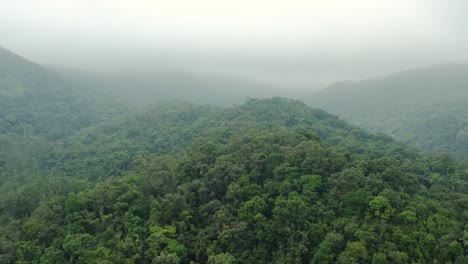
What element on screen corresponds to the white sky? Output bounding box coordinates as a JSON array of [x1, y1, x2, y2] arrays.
[[1, 0, 467, 89]]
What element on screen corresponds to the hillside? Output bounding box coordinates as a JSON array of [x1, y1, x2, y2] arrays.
[[307, 64, 468, 155], [47, 98, 404, 181], [0, 47, 125, 140], [0, 98, 466, 263]]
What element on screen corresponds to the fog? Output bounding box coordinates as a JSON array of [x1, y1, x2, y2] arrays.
[[1, 0, 468, 91]]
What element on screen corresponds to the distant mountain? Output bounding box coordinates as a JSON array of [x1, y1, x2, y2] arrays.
[[53, 66, 282, 107], [307, 64, 468, 155], [0, 47, 124, 139]]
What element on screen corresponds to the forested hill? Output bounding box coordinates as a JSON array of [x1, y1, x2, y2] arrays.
[[0, 47, 125, 140], [1, 97, 466, 263], [307, 64, 468, 155], [47, 98, 406, 181]]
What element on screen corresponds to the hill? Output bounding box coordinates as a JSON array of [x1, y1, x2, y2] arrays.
[[0, 47, 125, 140], [307, 64, 468, 155], [0, 98, 466, 263]]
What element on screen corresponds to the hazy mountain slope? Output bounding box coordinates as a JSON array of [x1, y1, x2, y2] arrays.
[[0, 47, 125, 140], [54, 66, 282, 107], [0, 47, 128, 213], [0, 98, 466, 263], [307, 64, 468, 155]]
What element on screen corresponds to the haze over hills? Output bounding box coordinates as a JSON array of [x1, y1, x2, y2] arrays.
[[307, 64, 468, 155], [2, 45, 281, 118], [53, 66, 284, 107], [3, 45, 468, 157]]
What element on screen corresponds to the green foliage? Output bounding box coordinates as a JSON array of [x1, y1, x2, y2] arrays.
[[207, 253, 236, 264], [369, 196, 396, 219]]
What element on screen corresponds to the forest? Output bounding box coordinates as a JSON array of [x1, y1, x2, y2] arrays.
[[0, 48, 467, 264]]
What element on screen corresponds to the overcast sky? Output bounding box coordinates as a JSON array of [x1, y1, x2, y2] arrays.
[[1, 0, 467, 90]]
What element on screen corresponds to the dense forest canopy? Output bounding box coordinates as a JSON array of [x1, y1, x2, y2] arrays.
[[0, 47, 467, 263]]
